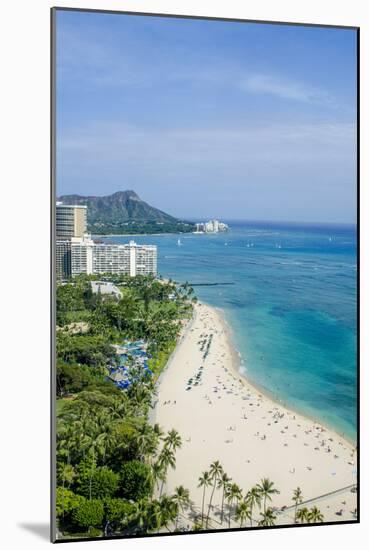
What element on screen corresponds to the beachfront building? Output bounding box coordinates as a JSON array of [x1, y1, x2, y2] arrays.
[[56, 236, 157, 280], [195, 219, 229, 233], [56, 203, 157, 280], [70, 235, 94, 276], [92, 241, 157, 277], [56, 203, 87, 239], [56, 240, 71, 280]]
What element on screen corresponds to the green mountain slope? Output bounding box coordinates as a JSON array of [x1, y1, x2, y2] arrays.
[[58, 190, 195, 235]]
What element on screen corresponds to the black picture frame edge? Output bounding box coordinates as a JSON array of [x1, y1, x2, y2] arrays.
[[50, 6, 360, 543], [51, 5, 57, 544]]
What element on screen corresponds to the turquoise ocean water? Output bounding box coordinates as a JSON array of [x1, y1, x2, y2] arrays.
[[104, 222, 357, 441]]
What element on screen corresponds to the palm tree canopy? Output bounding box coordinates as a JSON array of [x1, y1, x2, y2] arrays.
[[235, 500, 252, 524], [259, 507, 277, 526], [173, 485, 190, 507], [163, 429, 182, 451], [226, 482, 242, 502], [296, 506, 310, 523], [308, 506, 324, 523], [257, 478, 280, 502], [198, 471, 212, 488], [292, 486, 303, 504], [246, 486, 262, 507], [209, 460, 223, 480]]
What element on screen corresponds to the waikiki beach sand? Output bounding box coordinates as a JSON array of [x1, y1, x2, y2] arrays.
[[151, 303, 357, 528]]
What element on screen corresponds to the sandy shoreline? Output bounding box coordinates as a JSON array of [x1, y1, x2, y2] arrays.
[[151, 302, 357, 528], [217, 306, 356, 447]]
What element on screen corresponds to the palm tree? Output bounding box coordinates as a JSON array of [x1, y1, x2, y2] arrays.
[[136, 423, 157, 462], [308, 506, 324, 523], [159, 495, 178, 532], [146, 499, 162, 532], [258, 507, 276, 527], [134, 498, 149, 532], [296, 507, 310, 524], [292, 487, 303, 523], [235, 499, 252, 527], [206, 460, 223, 528], [158, 446, 176, 496], [245, 486, 262, 526], [217, 472, 231, 524], [226, 483, 242, 528], [152, 461, 165, 493], [58, 462, 76, 490], [172, 485, 191, 529], [256, 478, 280, 514], [163, 429, 182, 453], [198, 471, 212, 525]]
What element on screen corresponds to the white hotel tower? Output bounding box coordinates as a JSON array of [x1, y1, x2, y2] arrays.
[[56, 203, 157, 280]]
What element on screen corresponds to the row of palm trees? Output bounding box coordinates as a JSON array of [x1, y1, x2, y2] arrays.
[[198, 462, 280, 529], [292, 487, 324, 523], [195, 462, 324, 530], [150, 428, 183, 497]]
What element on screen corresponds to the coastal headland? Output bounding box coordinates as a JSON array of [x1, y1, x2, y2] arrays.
[[151, 302, 357, 528]]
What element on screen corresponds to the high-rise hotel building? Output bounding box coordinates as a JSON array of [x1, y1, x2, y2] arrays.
[[56, 203, 87, 239], [56, 203, 157, 280]]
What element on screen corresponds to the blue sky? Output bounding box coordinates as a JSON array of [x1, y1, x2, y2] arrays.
[[56, 10, 357, 223]]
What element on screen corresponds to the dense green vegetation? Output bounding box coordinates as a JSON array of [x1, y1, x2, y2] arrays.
[[91, 220, 195, 235], [56, 274, 195, 538], [55, 274, 324, 539]]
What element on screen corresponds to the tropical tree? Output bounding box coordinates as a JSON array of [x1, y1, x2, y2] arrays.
[[151, 461, 165, 493], [226, 483, 242, 528], [133, 498, 149, 532], [258, 507, 277, 527], [296, 507, 310, 524], [206, 460, 223, 528], [198, 471, 212, 525], [172, 485, 191, 529], [136, 423, 158, 462], [159, 495, 178, 532], [308, 506, 324, 523], [57, 463, 76, 492], [163, 429, 182, 453], [217, 471, 231, 525], [104, 498, 135, 534], [72, 499, 104, 534], [119, 460, 153, 501], [158, 446, 176, 496], [292, 487, 303, 523], [245, 486, 262, 526], [235, 499, 252, 527], [145, 499, 163, 532], [256, 478, 280, 514]]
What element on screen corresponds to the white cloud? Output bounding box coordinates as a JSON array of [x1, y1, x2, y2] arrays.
[[241, 74, 337, 106], [59, 120, 355, 164]]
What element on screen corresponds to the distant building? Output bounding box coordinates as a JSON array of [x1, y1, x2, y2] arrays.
[[195, 219, 229, 233], [56, 203, 157, 280], [92, 241, 157, 277], [56, 240, 71, 280], [91, 281, 122, 298], [70, 235, 94, 276], [56, 203, 87, 239], [56, 236, 157, 280]]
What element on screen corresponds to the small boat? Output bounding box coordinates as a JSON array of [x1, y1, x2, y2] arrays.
[[177, 238, 182, 246]]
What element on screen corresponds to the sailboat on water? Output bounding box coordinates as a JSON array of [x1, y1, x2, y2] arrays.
[[177, 238, 182, 246]]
